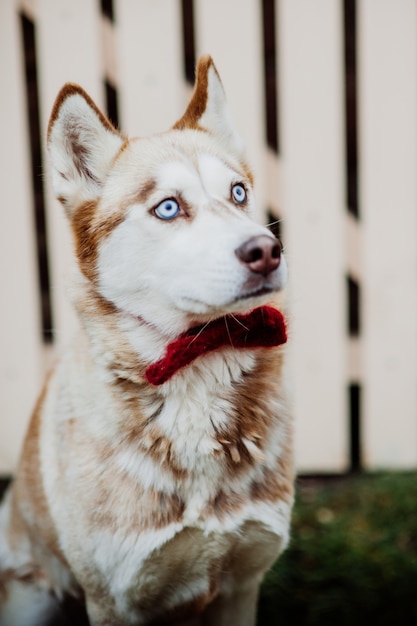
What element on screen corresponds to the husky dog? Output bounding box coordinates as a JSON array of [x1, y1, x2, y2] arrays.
[[0, 56, 294, 626]]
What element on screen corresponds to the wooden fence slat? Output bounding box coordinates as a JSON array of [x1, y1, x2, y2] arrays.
[[279, 0, 348, 472], [2, 0, 417, 474], [359, 0, 417, 468], [117, 0, 184, 138], [195, 0, 267, 220], [36, 0, 104, 349], [0, 0, 44, 472]]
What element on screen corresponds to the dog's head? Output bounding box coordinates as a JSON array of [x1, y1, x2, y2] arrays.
[[48, 56, 287, 335]]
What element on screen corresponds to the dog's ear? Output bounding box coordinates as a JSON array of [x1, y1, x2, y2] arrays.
[[174, 55, 245, 158], [47, 84, 124, 213]]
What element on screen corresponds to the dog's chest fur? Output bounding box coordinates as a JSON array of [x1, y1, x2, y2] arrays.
[[36, 333, 292, 619]]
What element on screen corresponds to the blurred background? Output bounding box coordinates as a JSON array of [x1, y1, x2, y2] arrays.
[[1, 0, 417, 479], [1, 2, 417, 623]]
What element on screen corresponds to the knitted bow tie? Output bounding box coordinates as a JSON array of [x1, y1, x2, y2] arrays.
[[145, 305, 287, 386]]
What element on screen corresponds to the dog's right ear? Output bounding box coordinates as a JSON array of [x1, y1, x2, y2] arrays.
[[47, 84, 124, 213], [174, 55, 245, 160]]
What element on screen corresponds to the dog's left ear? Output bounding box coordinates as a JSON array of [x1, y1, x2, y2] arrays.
[[174, 55, 245, 159]]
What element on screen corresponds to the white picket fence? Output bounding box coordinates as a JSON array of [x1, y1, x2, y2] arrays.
[[1, 0, 416, 475]]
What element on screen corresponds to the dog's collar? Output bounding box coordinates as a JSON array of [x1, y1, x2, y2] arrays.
[[144, 305, 287, 386]]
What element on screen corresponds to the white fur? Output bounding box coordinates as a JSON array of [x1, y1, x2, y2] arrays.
[[0, 58, 293, 626]]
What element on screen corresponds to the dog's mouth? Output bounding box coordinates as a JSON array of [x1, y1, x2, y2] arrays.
[[178, 284, 277, 319], [171, 258, 287, 321], [176, 279, 283, 321], [237, 284, 276, 301]]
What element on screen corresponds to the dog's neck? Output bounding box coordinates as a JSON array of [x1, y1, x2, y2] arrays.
[[71, 285, 289, 480], [75, 284, 287, 388]]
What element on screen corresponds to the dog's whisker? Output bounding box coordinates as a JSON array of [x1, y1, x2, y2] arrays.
[[185, 321, 212, 348], [229, 313, 250, 332], [224, 317, 234, 348], [265, 219, 282, 228]]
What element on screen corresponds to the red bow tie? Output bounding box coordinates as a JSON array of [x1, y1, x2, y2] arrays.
[[145, 305, 287, 386]]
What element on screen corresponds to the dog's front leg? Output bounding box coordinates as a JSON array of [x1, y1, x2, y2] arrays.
[[85, 597, 120, 626], [0, 575, 62, 626], [201, 579, 260, 626]]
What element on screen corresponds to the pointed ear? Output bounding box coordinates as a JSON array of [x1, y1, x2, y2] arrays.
[[47, 84, 124, 212], [174, 55, 245, 159]]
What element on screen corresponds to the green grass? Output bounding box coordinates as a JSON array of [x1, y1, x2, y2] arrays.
[[258, 473, 417, 625]]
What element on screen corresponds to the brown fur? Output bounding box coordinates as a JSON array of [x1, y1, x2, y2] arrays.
[[173, 55, 213, 131], [250, 453, 293, 505], [215, 352, 285, 468], [47, 83, 120, 140], [71, 201, 126, 282], [0, 56, 293, 626], [10, 384, 66, 566], [132, 179, 157, 205], [89, 483, 185, 533]]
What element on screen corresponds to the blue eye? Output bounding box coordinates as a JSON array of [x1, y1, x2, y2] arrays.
[[232, 183, 247, 204], [154, 198, 180, 220]]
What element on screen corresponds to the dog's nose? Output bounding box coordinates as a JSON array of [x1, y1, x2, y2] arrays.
[[235, 235, 281, 276]]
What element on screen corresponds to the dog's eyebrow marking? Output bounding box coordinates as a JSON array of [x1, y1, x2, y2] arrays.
[[133, 179, 157, 205]]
